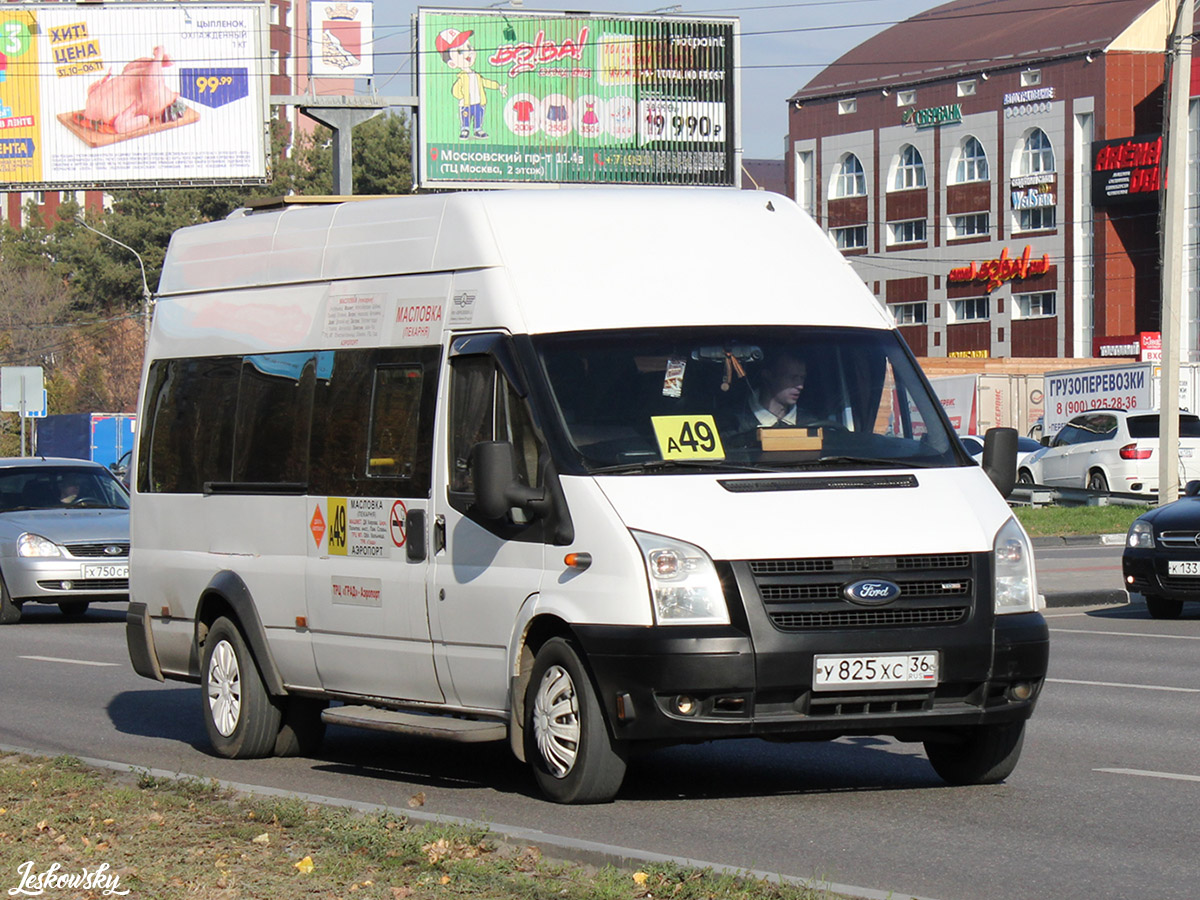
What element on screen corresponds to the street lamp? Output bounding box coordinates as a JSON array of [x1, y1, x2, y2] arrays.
[[75, 216, 153, 342]]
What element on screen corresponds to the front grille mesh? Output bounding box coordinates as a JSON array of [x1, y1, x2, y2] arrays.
[[740, 552, 977, 632], [66, 542, 129, 559], [769, 607, 965, 630]]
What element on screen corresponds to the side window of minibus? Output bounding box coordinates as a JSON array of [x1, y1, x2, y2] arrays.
[[448, 355, 542, 513]]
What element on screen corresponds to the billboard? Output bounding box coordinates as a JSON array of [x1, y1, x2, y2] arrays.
[[415, 8, 739, 188], [310, 0, 373, 78], [1092, 133, 1161, 207], [0, 3, 269, 190]]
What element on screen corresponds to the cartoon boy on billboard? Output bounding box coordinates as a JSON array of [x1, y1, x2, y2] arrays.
[[436, 28, 507, 139]]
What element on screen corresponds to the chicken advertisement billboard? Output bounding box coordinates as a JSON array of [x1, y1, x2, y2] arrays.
[[415, 8, 739, 187], [0, 3, 268, 190]]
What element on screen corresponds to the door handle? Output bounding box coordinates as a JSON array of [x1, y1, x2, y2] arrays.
[[434, 515, 446, 554]]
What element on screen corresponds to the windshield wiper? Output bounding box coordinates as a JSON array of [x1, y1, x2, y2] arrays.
[[787, 455, 937, 470], [588, 459, 779, 475]]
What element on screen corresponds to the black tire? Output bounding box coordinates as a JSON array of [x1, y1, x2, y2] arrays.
[[201, 616, 282, 759], [1017, 469, 1034, 485], [524, 637, 626, 804], [1087, 470, 1109, 493], [1145, 595, 1184, 620], [57, 601, 90, 618], [274, 697, 327, 757], [924, 720, 1026, 786], [0, 577, 20, 625]]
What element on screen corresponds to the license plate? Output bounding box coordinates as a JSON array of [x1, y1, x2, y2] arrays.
[[1168, 560, 1200, 576], [82, 564, 128, 579], [1181, 448, 1194, 459], [813, 652, 938, 691]]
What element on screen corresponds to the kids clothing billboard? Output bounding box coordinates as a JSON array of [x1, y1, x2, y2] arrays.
[[416, 9, 739, 187], [0, 3, 268, 190]]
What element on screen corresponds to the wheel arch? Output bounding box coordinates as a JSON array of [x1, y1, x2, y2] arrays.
[[508, 611, 581, 763], [193, 571, 286, 697]]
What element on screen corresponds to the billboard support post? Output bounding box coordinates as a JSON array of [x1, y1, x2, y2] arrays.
[[270, 95, 417, 195]]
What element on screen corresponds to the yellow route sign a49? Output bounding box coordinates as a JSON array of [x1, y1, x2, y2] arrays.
[[651, 415, 725, 460]]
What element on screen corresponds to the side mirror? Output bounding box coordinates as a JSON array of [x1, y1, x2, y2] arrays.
[[1185, 480, 1200, 497], [982, 427, 1017, 499], [470, 441, 544, 520], [1040, 435, 1051, 446]]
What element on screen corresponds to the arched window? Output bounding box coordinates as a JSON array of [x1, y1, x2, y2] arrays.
[[955, 136, 989, 183], [893, 145, 926, 190], [832, 153, 866, 198], [1020, 129, 1055, 175]]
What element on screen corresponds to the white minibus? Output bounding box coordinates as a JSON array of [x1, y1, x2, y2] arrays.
[[127, 188, 1047, 803]]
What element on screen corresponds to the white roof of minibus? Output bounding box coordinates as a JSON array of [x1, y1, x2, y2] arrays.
[[157, 188, 892, 333]]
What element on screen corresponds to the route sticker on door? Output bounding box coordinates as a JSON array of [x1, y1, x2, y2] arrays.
[[327, 497, 390, 558]]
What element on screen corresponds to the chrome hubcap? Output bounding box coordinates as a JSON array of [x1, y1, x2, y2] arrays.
[[207, 639, 241, 737], [533, 664, 580, 778]]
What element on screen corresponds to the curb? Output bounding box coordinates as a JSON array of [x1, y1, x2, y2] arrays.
[[1044, 589, 1128, 608], [1033, 533, 1126, 548]]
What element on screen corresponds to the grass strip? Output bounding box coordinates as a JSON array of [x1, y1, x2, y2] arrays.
[[0, 754, 849, 900], [1014, 504, 1143, 537]]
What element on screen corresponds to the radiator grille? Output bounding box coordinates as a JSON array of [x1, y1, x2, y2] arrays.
[[739, 552, 979, 632], [65, 542, 129, 559]]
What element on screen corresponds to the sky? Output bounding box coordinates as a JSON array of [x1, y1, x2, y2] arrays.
[[357, 0, 938, 159]]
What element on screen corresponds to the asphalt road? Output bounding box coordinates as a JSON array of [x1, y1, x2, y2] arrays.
[[2, 545, 1198, 900]]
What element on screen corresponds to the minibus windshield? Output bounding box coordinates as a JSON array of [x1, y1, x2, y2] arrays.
[[534, 326, 961, 474]]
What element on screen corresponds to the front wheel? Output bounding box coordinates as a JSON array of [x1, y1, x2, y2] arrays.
[[201, 617, 282, 758], [1145, 595, 1184, 620], [0, 577, 20, 625], [924, 721, 1026, 785], [524, 637, 626, 804]]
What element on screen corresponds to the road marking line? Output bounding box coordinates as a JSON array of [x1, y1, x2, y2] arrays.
[[19, 655, 118, 667], [1049, 627, 1200, 640], [1096, 768, 1200, 783], [1049, 677, 1200, 693]]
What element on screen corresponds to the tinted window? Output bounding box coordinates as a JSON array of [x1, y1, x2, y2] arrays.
[[233, 353, 316, 484], [139, 357, 238, 493], [0, 466, 128, 512], [1127, 414, 1200, 438], [141, 347, 440, 497]]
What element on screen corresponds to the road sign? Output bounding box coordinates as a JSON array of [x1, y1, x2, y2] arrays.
[[1, 367, 45, 413]]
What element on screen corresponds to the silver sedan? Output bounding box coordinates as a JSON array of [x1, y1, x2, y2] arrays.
[[0, 458, 129, 623]]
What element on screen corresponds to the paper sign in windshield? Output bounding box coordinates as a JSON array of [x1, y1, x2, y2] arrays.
[[652, 415, 725, 460]]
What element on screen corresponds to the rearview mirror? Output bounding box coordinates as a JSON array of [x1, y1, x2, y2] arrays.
[[470, 441, 545, 520], [982, 427, 1017, 499]]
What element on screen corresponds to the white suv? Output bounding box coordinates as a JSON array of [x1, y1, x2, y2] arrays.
[[1020, 409, 1200, 494]]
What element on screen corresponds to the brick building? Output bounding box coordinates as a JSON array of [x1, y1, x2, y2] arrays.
[[786, 0, 1191, 361]]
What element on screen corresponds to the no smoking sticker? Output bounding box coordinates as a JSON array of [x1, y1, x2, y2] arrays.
[[390, 500, 407, 547]]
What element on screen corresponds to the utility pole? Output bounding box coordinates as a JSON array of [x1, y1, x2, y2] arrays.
[[1158, 0, 1193, 505]]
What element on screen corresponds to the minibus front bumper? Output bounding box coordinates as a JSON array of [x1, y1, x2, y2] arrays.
[[574, 612, 1048, 743]]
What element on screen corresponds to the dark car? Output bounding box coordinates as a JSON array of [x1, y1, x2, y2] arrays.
[[1122, 481, 1200, 618]]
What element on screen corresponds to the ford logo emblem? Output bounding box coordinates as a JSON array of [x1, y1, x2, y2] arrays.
[[844, 579, 901, 606]]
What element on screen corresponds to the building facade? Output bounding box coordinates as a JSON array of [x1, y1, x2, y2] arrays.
[[786, 0, 1195, 362]]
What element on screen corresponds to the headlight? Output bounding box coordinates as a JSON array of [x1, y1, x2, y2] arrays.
[[17, 533, 62, 558], [994, 517, 1038, 614], [1127, 520, 1154, 549], [632, 530, 729, 626]]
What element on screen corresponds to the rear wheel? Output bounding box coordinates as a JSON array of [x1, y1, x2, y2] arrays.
[[924, 721, 1026, 785], [1017, 469, 1034, 485], [1087, 470, 1110, 493], [0, 577, 20, 625], [57, 601, 89, 618], [1145, 595, 1184, 620], [524, 637, 626, 804], [201, 617, 282, 758]]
